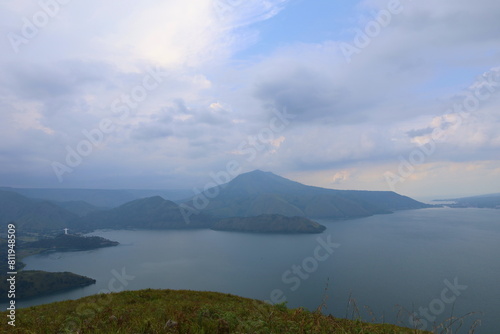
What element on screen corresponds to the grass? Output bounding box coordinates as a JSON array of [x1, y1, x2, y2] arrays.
[[1, 289, 432, 333]]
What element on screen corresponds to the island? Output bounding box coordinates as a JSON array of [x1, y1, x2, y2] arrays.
[[211, 214, 327, 234], [0, 233, 118, 301], [0, 271, 96, 301], [25, 233, 119, 251]]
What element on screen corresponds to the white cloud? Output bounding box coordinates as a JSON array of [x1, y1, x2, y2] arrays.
[[0, 0, 498, 197]]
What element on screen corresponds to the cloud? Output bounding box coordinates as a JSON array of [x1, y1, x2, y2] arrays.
[[0, 0, 498, 197], [331, 170, 351, 184]]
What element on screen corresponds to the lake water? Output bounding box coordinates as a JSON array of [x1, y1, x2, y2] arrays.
[[8, 208, 500, 333]]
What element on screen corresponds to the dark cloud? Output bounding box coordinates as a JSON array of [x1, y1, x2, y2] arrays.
[[406, 127, 433, 138], [253, 66, 350, 123], [1, 60, 116, 101], [131, 125, 173, 141]]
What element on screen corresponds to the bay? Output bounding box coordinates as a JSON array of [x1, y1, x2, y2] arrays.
[[7, 208, 500, 333]]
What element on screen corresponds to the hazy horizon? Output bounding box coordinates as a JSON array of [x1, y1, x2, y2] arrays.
[[2, 168, 497, 203]]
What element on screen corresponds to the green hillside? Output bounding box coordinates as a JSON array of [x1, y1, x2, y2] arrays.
[[0, 187, 192, 208], [0, 270, 96, 301], [0, 289, 430, 333], [52, 200, 106, 217], [0, 234, 117, 300], [25, 233, 119, 251], [185, 170, 430, 219], [0, 190, 76, 232], [76, 196, 212, 230]]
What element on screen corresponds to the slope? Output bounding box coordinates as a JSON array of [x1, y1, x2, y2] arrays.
[[185, 170, 429, 219], [76, 196, 211, 230], [0, 190, 77, 231]]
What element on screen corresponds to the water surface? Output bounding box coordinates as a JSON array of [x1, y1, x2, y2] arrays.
[[9, 208, 500, 332]]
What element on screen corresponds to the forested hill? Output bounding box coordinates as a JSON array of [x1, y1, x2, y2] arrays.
[[184, 170, 430, 219]]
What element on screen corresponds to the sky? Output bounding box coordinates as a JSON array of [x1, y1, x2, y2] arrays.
[[0, 0, 499, 200]]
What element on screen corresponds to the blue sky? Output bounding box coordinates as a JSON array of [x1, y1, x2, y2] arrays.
[[0, 0, 499, 199], [235, 0, 356, 58]]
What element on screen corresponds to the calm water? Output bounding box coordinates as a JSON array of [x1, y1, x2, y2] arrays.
[[8, 208, 500, 332]]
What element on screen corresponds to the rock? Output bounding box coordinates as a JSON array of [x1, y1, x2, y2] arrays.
[[164, 319, 178, 328]]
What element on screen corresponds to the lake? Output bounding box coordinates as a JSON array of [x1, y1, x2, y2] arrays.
[[9, 208, 500, 333]]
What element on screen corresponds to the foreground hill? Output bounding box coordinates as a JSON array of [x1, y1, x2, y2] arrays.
[[0, 289, 430, 333], [75, 196, 212, 230], [212, 214, 326, 233], [184, 170, 429, 219], [0, 190, 76, 232]]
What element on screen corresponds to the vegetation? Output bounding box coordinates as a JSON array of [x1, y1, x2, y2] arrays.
[[0, 233, 117, 301], [52, 200, 105, 217], [1, 171, 432, 235], [212, 214, 327, 233], [0, 289, 431, 333], [76, 196, 212, 231], [0, 270, 96, 301], [0, 190, 76, 232], [186, 170, 431, 219], [25, 233, 119, 251]]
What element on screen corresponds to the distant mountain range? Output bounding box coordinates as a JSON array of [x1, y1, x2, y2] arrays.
[[75, 196, 211, 230], [0, 190, 77, 232], [0, 187, 191, 208], [1, 170, 432, 233], [183, 170, 430, 219], [435, 193, 500, 209]]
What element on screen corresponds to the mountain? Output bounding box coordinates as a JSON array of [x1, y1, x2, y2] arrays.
[[212, 214, 326, 234], [435, 193, 500, 209], [184, 170, 429, 219], [0, 187, 192, 208], [51, 200, 105, 217], [76, 196, 212, 230], [0, 190, 77, 232]]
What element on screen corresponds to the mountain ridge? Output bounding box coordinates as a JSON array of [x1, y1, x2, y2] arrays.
[[185, 170, 429, 219], [75, 196, 211, 230], [0, 190, 77, 231]]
